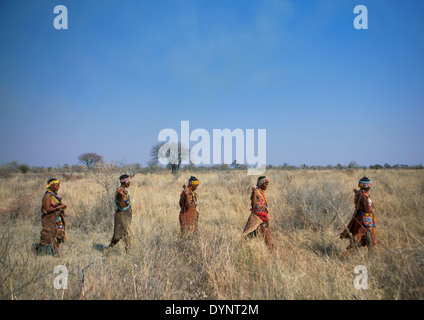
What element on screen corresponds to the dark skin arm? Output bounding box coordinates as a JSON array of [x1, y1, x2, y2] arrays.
[[43, 195, 66, 214], [353, 189, 371, 211], [45, 184, 66, 213], [185, 191, 191, 208], [181, 185, 197, 209], [250, 188, 257, 208], [179, 191, 186, 209], [116, 189, 126, 209], [189, 185, 198, 207], [116, 182, 130, 209], [251, 188, 266, 211], [360, 192, 372, 213], [185, 190, 195, 208]]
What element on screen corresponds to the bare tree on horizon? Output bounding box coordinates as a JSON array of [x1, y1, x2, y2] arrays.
[[78, 153, 103, 170], [150, 142, 190, 175]]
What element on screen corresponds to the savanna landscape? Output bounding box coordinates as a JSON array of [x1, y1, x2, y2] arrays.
[[1, 168, 423, 300]]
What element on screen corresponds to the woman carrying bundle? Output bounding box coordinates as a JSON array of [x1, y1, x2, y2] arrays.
[[105, 174, 132, 254], [179, 176, 200, 234], [242, 176, 274, 252], [34, 178, 67, 256], [340, 176, 377, 257]]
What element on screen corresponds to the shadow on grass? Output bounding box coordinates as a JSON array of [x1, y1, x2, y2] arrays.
[[93, 243, 107, 252], [309, 240, 340, 258], [32, 242, 54, 256]]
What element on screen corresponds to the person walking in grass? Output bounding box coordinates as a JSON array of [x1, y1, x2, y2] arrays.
[[179, 176, 200, 234], [340, 176, 377, 257], [104, 174, 132, 254], [34, 178, 67, 257], [242, 176, 274, 252]]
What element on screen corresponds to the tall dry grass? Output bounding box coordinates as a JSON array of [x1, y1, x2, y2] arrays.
[[0, 169, 423, 300]]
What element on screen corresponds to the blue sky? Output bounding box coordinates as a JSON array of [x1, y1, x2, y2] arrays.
[[0, 0, 423, 167]]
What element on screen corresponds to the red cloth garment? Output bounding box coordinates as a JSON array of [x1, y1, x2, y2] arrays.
[[340, 189, 377, 248], [179, 186, 199, 234]]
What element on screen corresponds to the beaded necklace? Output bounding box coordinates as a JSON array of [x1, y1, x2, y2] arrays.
[[46, 191, 61, 206], [187, 186, 197, 205], [257, 187, 267, 207], [115, 187, 131, 211]]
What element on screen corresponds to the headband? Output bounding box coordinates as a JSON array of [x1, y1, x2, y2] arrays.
[[257, 177, 269, 187], [189, 180, 199, 186], [47, 180, 59, 189], [120, 177, 131, 184]]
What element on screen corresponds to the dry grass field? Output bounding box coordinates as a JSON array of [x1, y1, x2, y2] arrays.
[[0, 169, 423, 300]]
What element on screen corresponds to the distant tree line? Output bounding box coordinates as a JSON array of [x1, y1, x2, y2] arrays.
[[1, 157, 423, 179], [1, 150, 423, 178]]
